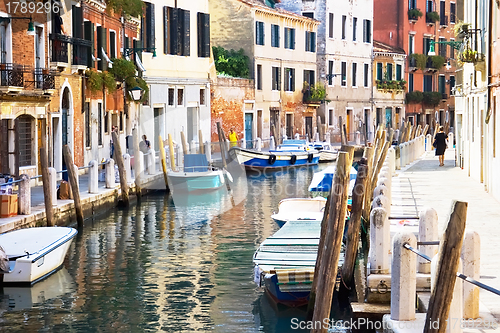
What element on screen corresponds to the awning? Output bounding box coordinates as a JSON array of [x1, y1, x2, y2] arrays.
[[101, 47, 113, 68], [135, 53, 146, 72]]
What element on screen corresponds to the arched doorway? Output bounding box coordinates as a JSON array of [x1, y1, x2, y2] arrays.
[[61, 87, 70, 179]]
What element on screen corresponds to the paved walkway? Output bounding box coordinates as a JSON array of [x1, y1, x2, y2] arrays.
[[395, 148, 500, 321]]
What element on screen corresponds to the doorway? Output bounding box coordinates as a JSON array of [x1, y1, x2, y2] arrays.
[[285, 113, 293, 139], [154, 108, 162, 151], [305, 117, 313, 141], [270, 108, 279, 138], [385, 107, 392, 129], [245, 113, 253, 148], [187, 107, 199, 146], [346, 109, 352, 141], [61, 88, 70, 179]]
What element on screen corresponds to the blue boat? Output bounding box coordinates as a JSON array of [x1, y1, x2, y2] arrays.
[[229, 146, 319, 170], [308, 165, 358, 194], [167, 154, 226, 192]]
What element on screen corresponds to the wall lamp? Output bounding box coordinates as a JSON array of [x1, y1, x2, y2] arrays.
[[427, 39, 463, 56], [0, 16, 35, 36], [123, 47, 156, 58]]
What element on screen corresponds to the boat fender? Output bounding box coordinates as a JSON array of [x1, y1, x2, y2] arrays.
[[307, 153, 314, 163], [290, 155, 297, 165], [268, 154, 277, 165]]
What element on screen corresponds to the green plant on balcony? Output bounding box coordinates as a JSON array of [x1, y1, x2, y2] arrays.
[[409, 53, 428, 71], [454, 21, 470, 39], [213, 46, 250, 78], [459, 48, 478, 63], [398, 80, 407, 90], [408, 8, 423, 20], [426, 11, 440, 23], [429, 55, 446, 70], [422, 91, 442, 106], [86, 68, 103, 93], [303, 82, 327, 103], [405, 90, 423, 104], [102, 71, 117, 93], [105, 0, 143, 18], [109, 58, 137, 82]]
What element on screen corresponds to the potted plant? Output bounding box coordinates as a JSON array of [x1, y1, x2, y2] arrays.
[[408, 8, 423, 21], [459, 48, 477, 63], [426, 11, 440, 24], [85, 69, 103, 93], [454, 21, 470, 39]]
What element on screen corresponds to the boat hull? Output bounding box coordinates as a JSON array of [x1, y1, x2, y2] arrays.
[[0, 227, 77, 284], [263, 273, 310, 307], [318, 150, 338, 162], [229, 147, 319, 170], [271, 197, 327, 227], [167, 170, 224, 192]]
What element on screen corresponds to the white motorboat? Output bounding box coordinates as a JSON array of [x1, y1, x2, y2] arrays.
[[270, 197, 327, 226], [167, 154, 226, 192], [310, 141, 338, 162], [0, 227, 77, 284]]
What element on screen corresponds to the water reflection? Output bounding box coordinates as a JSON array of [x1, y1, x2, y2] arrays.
[[0, 164, 338, 332]]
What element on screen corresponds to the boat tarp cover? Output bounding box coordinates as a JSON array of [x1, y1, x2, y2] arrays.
[[184, 154, 209, 172]]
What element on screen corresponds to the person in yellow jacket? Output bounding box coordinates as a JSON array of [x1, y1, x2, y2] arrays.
[[228, 128, 238, 147]]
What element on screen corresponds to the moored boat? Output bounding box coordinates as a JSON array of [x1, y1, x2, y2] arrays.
[[0, 227, 77, 285], [167, 154, 226, 192], [229, 147, 319, 170], [310, 141, 338, 162], [271, 197, 327, 226]]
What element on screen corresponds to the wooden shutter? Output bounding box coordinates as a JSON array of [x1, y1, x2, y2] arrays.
[[183, 9, 190, 56], [311, 32, 316, 52], [164, 7, 169, 54], [203, 14, 210, 57], [291, 28, 295, 49], [72, 5, 83, 39], [134, 39, 142, 61], [84, 21, 94, 68], [363, 20, 366, 42], [291, 69, 295, 91], [109, 31, 116, 59], [0, 120, 8, 174], [170, 7, 179, 55], [146, 2, 155, 50]]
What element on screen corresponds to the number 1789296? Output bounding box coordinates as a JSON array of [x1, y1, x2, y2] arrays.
[[5, 1, 60, 15]]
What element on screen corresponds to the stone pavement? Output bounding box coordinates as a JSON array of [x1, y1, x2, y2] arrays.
[[395, 148, 500, 322]]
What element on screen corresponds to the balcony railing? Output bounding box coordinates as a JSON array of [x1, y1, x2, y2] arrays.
[[441, 93, 448, 100], [72, 38, 92, 67], [33, 68, 56, 90], [440, 15, 448, 27], [0, 63, 25, 87], [425, 58, 439, 71], [50, 33, 70, 63], [409, 57, 417, 70]]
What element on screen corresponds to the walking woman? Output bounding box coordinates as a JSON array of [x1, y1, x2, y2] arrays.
[[433, 126, 448, 166]]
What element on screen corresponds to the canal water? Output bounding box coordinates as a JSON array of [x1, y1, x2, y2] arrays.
[[0, 163, 352, 332]]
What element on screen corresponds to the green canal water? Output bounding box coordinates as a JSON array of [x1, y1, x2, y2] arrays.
[[0, 164, 353, 332]]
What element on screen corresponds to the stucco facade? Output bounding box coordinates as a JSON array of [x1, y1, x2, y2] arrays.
[[211, 0, 319, 145], [278, 0, 373, 143]]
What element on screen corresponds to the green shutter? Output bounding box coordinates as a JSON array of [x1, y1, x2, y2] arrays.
[[164, 7, 169, 55], [183, 9, 190, 56], [84, 21, 94, 68]]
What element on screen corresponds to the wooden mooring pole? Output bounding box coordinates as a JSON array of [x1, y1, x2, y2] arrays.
[[216, 122, 228, 168], [158, 135, 169, 191], [168, 134, 176, 171], [112, 131, 129, 207], [199, 130, 205, 154], [62, 145, 84, 228], [132, 128, 142, 198], [310, 151, 353, 333], [181, 131, 188, 156], [424, 201, 468, 333], [39, 146, 54, 226]]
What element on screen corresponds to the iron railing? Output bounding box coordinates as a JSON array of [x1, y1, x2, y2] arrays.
[[50, 33, 70, 63], [72, 38, 92, 67], [0, 63, 24, 87], [33, 68, 56, 90]]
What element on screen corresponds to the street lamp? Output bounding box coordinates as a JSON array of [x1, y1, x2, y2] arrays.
[[128, 86, 144, 101], [0, 17, 35, 36], [427, 39, 464, 56], [123, 47, 157, 58]]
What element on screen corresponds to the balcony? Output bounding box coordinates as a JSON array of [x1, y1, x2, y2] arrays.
[[32, 68, 56, 94], [72, 38, 92, 73], [440, 15, 448, 27], [376, 80, 406, 91], [426, 11, 440, 25], [409, 57, 418, 71], [0, 63, 25, 93], [441, 93, 448, 100], [450, 12, 456, 24], [50, 33, 71, 70]]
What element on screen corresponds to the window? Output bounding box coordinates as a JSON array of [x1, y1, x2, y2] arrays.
[[329, 109, 334, 126], [284, 28, 295, 49], [450, 3, 456, 23], [303, 12, 314, 19], [409, 35, 414, 55], [449, 75, 455, 95], [98, 103, 103, 146], [304, 70, 315, 86], [426, 0, 433, 12], [352, 63, 357, 87], [197, 13, 210, 57], [439, 37, 447, 57], [449, 38, 455, 59], [376, 62, 383, 80], [341, 15, 346, 39], [409, 73, 414, 92], [409, 0, 416, 9], [328, 60, 334, 85], [423, 74, 433, 92], [177, 88, 184, 106], [200, 88, 205, 105], [144, 2, 155, 50], [109, 31, 116, 59], [364, 63, 369, 87], [83, 21, 94, 68], [271, 24, 280, 48], [284, 68, 295, 91], [341, 62, 347, 86], [18, 115, 33, 167], [423, 37, 432, 55], [168, 88, 175, 105], [363, 19, 371, 43], [329, 13, 334, 38], [353, 17, 357, 41], [119, 112, 123, 131], [387, 63, 393, 80], [165, 7, 190, 56], [96, 26, 107, 71], [104, 111, 109, 134], [396, 64, 402, 80], [272, 67, 281, 91], [438, 75, 446, 94], [85, 102, 91, 148], [256, 21, 264, 45], [257, 64, 262, 90], [305, 31, 316, 52]]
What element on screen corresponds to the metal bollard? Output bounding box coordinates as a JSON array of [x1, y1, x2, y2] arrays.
[[355, 131, 361, 145], [448, 132, 454, 149], [369, 207, 390, 274], [88, 160, 99, 194], [426, 134, 432, 152], [270, 136, 275, 150], [418, 207, 439, 273], [256, 137, 262, 152], [18, 174, 31, 215], [123, 154, 132, 184], [205, 141, 211, 163], [48, 167, 57, 204], [105, 159, 115, 188], [391, 231, 417, 321]]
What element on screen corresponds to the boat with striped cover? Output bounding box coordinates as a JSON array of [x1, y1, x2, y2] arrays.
[[270, 197, 327, 227], [253, 220, 343, 307]]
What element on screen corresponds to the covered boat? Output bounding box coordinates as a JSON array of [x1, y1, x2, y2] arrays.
[[229, 147, 319, 170], [167, 154, 225, 192], [0, 227, 77, 285], [271, 197, 327, 226]]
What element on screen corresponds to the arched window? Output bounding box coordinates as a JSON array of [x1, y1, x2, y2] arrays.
[[17, 115, 35, 167]]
